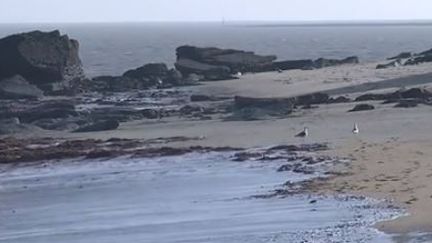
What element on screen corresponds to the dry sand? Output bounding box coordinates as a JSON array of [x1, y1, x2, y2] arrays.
[[26, 61, 432, 235]]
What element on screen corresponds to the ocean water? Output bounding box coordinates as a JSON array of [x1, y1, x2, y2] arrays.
[[1, 22, 432, 77], [0, 151, 400, 243]]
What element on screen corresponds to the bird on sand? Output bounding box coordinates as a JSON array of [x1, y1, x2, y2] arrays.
[[295, 127, 309, 138], [352, 123, 359, 134]]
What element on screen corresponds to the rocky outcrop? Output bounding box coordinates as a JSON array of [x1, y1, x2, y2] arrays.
[[404, 48, 432, 66], [349, 104, 375, 112], [123, 63, 183, 86], [272, 56, 359, 71], [73, 119, 119, 133], [388, 52, 412, 60], [0, 30, 84, 93], [89, 63, 184, 92], [355, 88, 432, 102], [175, 58, 232, 81], [272, 60, 315, 71], [175, 45, 276, 80], [0, 75, 43, 99], [295, 93, 329, 106], [376, 59, 403, 69], [313, 56, 359, 68]]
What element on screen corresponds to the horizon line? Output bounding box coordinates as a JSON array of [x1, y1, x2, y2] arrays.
[[1, 19, 432, 25]]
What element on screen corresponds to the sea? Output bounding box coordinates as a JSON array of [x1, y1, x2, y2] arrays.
[[1, 22, 432, 77]]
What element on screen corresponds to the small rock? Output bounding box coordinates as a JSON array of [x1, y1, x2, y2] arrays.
[[349, 104, 375, 112]]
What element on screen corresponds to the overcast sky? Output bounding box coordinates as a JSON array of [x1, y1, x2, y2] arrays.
[[1, 0, 432, 23]]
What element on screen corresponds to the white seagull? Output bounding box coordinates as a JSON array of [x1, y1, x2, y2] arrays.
[[295, 127, 309, 138], [352, 123, 359, 134]]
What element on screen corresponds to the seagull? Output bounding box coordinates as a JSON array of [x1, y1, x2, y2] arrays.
[[295, 127, 309, 138], [352, 123, 359, 134]]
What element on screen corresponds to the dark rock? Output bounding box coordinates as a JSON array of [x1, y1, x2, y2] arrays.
[[190, 94, 229, 102], [355, 93, 390, 102], [313, 56, 359, 68], [31, 117, 85, 131], [123, 63, 169, 79], [175, 58, 233, 81], [277, 164, 294, 172], [0, 30, 84, 93], [179, 105, 204, 116], [328, 96, 351, 103], [394, 99, 420, 108], [18, 100, 77, 123], [175, 45, 276, 78], [295, 93, 329, 106], [0, 75, 43, 99], [399, 87, 432, 99], [230, 96, 295, 121], [123, 63, 183, 87], [349, 104, 375, 112], [73, 119, 119, 133], [388, 52, 412, 60], [90, 75, 142, 92], [234, 96, 295, 110], [272, 59, 315, 71], [376, 59, 403, 69]]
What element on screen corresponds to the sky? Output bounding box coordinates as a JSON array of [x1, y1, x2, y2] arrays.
[[1, 0, 432, 23]]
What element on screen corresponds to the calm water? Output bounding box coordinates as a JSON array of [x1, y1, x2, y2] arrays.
[[0, 22, 432, 77], [0, 152, 398, 242]]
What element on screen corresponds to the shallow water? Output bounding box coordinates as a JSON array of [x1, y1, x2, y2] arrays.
[[0, 151, 400, 242]]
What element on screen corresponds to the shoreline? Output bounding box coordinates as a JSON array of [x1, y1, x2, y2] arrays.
[[4, 59, 432, 239]]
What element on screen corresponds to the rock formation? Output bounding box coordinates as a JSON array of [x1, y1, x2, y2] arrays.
[[175, 45, 277, 80], [0, 30, 85, 93]]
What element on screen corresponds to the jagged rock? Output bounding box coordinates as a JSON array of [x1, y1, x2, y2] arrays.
[[314, 56, 359, 68], [0, 75, 43, 99], [73, 119, 119, 133], [388, 52, 412, 60], [123, 63, 169, 79], [272, 60, 315, 71], [175, 45, 276, 79], [376, 59, 403, 69], [349, 104, 375, 112], [0, 30, 84, 93], [123, 63, 183, 87], [175, 58, 232, 81]]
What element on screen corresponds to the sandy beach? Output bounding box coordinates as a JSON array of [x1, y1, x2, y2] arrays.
[[4, 59, 432, 240], [49, 61, 432, 236]]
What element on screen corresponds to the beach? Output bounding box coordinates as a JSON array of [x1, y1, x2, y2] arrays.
[[0, 33, 432, 242], [66, 61, 432, 235]]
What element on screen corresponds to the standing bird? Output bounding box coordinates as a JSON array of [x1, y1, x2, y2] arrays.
[[295, 127, 309, 138], [352, 123, 359, 134]]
